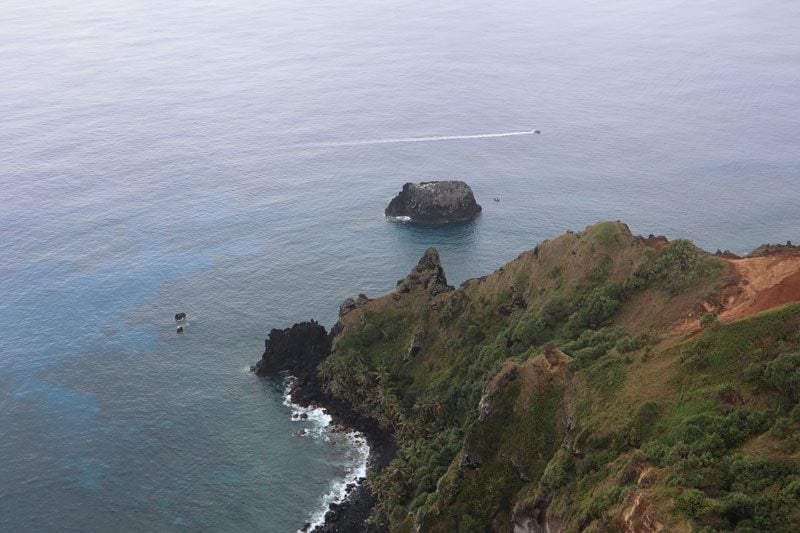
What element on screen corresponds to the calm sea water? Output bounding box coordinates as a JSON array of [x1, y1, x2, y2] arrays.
[[2, 0, 799, 530]]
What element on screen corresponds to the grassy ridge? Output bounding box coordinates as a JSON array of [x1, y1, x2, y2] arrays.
[[318, 221, 800, 530]]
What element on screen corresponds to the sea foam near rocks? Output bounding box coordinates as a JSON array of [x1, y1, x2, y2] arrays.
[[282, 379, 332, 436], [281, 379, 370, 532]]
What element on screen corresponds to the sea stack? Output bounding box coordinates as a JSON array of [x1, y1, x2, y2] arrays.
[[385, 181, 482, 224]]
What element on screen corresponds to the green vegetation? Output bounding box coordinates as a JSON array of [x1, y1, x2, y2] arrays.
[[561, 326, 626, 368], [317, 222, 800, 531], [629, 239, 725, 294], [648, 303, 800, 531], [564, 282, 623, 337], [509, 295, 571, 348], [615, 330, 661, 353], [701, 311, 720, 329], [431, 385, 564, 530]]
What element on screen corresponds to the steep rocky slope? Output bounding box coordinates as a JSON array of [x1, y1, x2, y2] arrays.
[[260, 221, 800, 531]]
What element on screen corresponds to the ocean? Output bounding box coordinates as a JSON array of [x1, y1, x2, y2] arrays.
[[1, 0, 799, 530]]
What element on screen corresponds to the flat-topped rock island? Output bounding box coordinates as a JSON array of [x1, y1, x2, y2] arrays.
[[385, 180, 482, 224]]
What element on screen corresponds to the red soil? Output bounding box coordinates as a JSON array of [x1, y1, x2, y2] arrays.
[[722, 251, 800, 323], [675, 250, 800, 333]]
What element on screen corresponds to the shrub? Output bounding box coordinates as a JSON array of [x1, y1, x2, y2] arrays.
[[634, 400, 660, 427], [677, 488, 708, 518], [616, 330, 661, 353], [510, 296, 571, 348], [769, 417, 793, 439], [744, 351, 800, 410], [765, 352, 800, 405], [700, 312, 720, 329], [565, 283, 623, 337], [722, 492, 756, 523], [716, 383, 740, 404], [632, 240, 724, 295], [465, 325, 485, 344], [641, 441, 667, 464], [618, 401, 661, 449], [539, 295, 571, 327], [562, 326, 626, 354]]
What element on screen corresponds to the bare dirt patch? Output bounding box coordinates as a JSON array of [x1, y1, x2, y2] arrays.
[[620, 492, 665, 533], [675, 250, 800, 333], [721, 251, 800, 322]]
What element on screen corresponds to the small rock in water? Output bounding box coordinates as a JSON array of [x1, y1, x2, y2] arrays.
[[300, 413, 308, 419], [174, 312, 186, 321], [176, 326, 184, 334]]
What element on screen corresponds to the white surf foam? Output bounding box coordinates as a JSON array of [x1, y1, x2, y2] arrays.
[[304, 129, 537, 148], [302, 430, 370, 532], [282, 380, 332, 437], [281, 378, 371, 532]]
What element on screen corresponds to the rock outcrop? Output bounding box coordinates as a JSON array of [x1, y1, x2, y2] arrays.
[[747, 241, 798, 258], [338, 293, 371, 319], [385, 181, 482, 224], [251, 320, 330, 379], [405, 331, 424, 361], [251, 321, 397, 532], [395, 247, 454, 296]]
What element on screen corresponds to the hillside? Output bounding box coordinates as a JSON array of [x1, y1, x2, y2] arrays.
[[260, 221, 800, 532]]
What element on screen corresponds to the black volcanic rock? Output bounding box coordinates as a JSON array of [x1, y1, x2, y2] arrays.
[[251, 321, 330, 378], [251, 321, 397, 531], [385, 181, 482, 224]]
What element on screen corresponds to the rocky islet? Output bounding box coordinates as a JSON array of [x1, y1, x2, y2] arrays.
[[384, 181, 482, 224]]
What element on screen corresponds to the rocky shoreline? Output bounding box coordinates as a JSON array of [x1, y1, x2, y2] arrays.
[[249, 249, 456, 530], [252, 321, 397, 532]]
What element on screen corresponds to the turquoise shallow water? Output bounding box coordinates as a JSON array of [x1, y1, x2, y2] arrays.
[[1, 0, 799, 530]]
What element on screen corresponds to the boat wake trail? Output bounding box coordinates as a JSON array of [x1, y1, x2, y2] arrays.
[[303, 130, 537, 148]]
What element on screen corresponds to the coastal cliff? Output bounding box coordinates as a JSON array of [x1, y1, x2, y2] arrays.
[[252, 322, 396, 532], [256, 221, 800, 531]]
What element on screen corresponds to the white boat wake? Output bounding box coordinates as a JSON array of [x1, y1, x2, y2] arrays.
[[303, 130, 538, 147]]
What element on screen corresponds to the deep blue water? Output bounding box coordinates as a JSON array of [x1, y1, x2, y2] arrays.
[[1, 0, 799, 530]]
